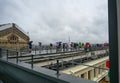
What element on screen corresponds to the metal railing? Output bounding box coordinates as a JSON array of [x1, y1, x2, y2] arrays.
[[0, 47, 109, 83], [0, 47, 109, 75]]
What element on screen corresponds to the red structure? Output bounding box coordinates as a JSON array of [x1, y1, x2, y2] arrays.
[[106, 60, 110, 68], [85, 42, 90, 47]]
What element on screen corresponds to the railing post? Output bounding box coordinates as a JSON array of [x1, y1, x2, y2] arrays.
[[6, 50, 8, 61], [0, 48, 2, 58], [31, 55, 33, 69], [16, 52, 18, 63], [56, 59, 60, 75]]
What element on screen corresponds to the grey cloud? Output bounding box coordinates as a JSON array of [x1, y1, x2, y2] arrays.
[[0, 0, 108, 44]]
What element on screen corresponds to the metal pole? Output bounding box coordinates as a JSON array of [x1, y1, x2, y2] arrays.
[[31, 55, 33, 69], [56, 59, 59, 75], [0, 48, 2, 58], [6, 50, 8, 61], [108, 0, 119, 83], [16, 52, 18, 63]]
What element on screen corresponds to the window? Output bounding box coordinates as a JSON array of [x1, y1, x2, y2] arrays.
[[8, 34, 18, 44], [81, 73, 85, 78], [88, 70, 92, 80]]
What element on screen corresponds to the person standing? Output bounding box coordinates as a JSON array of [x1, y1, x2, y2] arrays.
[[85, 42, 91, 52], [50, 43, 53, 53], [28, 41, 33, 53]]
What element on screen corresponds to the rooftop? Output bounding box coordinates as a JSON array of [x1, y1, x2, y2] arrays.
[[0, 23, 28, 36]]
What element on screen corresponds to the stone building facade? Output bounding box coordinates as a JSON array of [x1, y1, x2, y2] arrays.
[[0, 23, 29, 49]]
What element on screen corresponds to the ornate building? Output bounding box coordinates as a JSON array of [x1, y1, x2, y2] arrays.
[[0, 23, 29, 49]]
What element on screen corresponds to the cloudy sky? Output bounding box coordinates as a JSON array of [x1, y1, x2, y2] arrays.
[[0, 0, 108, 44]]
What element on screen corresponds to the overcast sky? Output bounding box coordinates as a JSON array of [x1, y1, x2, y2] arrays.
[[0, 0, 108, 44]]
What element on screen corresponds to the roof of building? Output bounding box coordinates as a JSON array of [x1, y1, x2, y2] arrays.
[[0, 23, 28, 36], [61, 56, 109, 74], [0, 23, 12, 31]]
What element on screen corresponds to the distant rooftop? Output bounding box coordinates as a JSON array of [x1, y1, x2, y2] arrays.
[[0, 23, 12, 31], [0, 23, 28, 36]]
